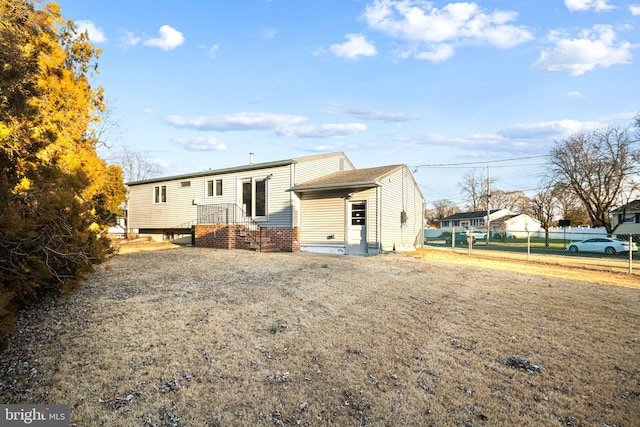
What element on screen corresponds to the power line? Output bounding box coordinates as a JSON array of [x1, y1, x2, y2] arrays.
[[411, 155, 547, 170]]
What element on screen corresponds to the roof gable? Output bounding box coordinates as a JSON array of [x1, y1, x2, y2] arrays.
[[295, 151, 355, 169], [491, 213, 540, 225]]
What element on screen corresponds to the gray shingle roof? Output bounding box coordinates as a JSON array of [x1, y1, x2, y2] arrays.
[[441, 210, 503, 221], [611, 199, 640, 213], [292, 165, 403, 191]]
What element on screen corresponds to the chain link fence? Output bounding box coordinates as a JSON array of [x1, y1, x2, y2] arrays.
[[424, 228, 639, 275]]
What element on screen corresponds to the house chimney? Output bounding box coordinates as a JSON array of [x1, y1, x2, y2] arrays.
[[249, 152, 254, 165]]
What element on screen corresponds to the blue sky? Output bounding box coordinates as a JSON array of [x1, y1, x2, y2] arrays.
[[56, 0, 639, 208]]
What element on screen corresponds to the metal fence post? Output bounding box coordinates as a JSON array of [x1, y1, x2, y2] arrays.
[[527, 231, 531, 262], [452, 227, 455, 252], [630, 234, 633, 275]]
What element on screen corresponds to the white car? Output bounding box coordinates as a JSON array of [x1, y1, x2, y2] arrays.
[[566, 237, 638, 255], [470, 231, 487, 239]]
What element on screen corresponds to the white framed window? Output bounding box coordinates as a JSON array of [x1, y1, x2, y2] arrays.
[[206, 179, 223, 197], [153, 185, 167, 203], [241, 177, 267, 218]]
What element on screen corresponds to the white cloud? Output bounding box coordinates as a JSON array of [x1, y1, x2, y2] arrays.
[[536, 25, 636, 75], [498, 119, 604, 139], [329, 106, 413, 122], [564, 0, 614, 12], [198, 43, 221, 56], [143, 25, 185, 50], [166, 112, 367, 140], [276, 123, 368, 138], [119, 30, 141, 47], [75, 20, 107, 43], [392, 132, 537, 154], [164, 112, 307, 131], [414, 44, 455, 62], [608, 111, 640, 121], [172, 136, 227, 152], [305, 142, 360, 152], [567, 91, 586, 98], [330, 34, 378, 59], [630, 4, 640, 15], [361, 0, 533, 62]]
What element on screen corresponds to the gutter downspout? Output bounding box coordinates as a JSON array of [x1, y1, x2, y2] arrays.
[[290, 163, 296, 251], [378, 185, 383, 254], [290, 162, 296, 229], [421, 199, 426, 249]]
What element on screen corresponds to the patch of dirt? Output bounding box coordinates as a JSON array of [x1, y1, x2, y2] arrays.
[[111, 238, 178, 254]]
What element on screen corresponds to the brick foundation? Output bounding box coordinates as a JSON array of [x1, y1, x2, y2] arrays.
[[194, 225, 299, 252], [262, 227, 300, 252], [194, 224, 237, 249]]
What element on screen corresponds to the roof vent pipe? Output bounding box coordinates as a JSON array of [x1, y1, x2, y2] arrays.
[[249, 152, 254, 165]]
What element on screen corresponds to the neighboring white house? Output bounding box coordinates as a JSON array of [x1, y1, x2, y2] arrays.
[[126, 152, 425, 255], [610, 199, 640, 238], [439, 209, 542, 238], [491, 213, 542, 238], [439, 209, 511, 233]]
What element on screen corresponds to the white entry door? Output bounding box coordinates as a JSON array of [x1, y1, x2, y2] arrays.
[[347, 201, 367, 254]]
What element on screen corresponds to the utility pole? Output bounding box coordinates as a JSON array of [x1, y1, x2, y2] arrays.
[[486, 164, 491, 244]]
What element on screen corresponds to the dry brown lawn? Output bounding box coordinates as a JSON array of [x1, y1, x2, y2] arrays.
[[411, 247, 640, 289], [1, 242, 639, 426]]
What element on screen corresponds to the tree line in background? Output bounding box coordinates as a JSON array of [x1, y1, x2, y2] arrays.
[[0, 0, 126, 349], [427, 117, 640, 234]]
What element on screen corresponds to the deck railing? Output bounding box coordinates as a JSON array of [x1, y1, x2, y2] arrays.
[[197, 203, 263, 250], [198, 203, 244, 225]]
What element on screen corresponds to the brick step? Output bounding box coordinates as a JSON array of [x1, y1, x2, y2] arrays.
[[258, 246, 281, 253], [237, 228, 281, 252], [247, 243, 280, 252]]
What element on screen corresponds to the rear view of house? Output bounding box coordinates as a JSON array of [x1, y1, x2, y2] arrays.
[[126, 152, 425, 255]]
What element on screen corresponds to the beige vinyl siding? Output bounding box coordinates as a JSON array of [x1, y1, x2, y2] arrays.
[[196, 173, 239, 221], [349, 187, 379, 251], [291, 154, 353, 229], [380, 167, 424, 250], [129, 165, 297, 230], [128, 179, 200, 230], [294, 153, 354, 185], [299, 190, 346, 244], [299, 187, 380, 252]]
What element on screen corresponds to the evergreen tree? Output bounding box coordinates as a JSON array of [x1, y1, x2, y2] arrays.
[[0, 0, 125, 347]]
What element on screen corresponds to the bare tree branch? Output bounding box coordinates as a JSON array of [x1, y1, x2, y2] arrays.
[[458, 169, 487, 211], [547, 124, 639, 233], [113, 148, 162, 183]]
